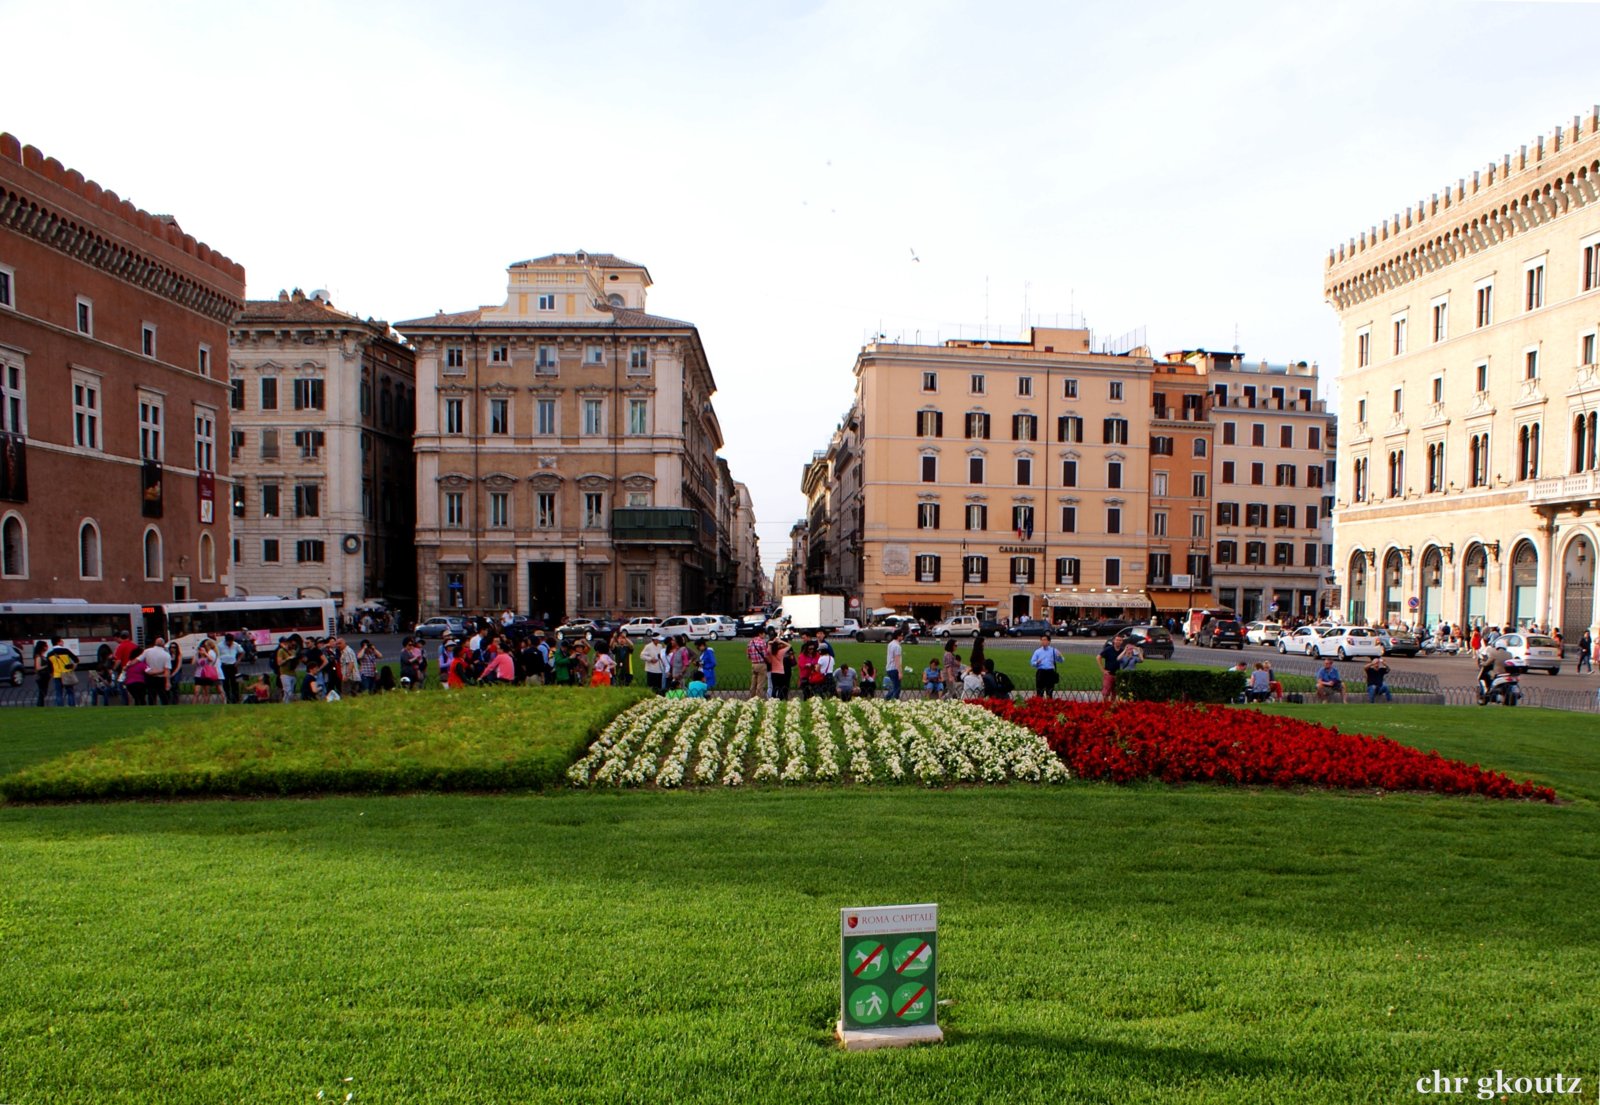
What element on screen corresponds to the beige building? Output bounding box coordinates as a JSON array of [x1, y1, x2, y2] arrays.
[[399, 252, 733, 622], [837, 327, 1156, 626], [1327, 109, 1600, 635], [228, 290, 417, 609], [1174, 352, 1336, 623]]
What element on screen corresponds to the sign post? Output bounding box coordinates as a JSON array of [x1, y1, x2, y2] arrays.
[[838, 903, 942, 1051]]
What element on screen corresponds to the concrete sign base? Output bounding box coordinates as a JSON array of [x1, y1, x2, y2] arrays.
[[835, 1022, 945, 1052]]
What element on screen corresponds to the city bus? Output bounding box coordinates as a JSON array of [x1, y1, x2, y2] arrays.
[[152, 597, 337, 657], [0, 600, 144, 666]]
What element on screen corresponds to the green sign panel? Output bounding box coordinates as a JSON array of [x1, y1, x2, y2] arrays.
[[840, 904, 938, 1031]]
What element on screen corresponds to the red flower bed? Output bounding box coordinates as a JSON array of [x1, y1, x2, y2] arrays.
[[983, 699, 1557, 801]]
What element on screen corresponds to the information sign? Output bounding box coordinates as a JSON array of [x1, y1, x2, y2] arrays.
[[838, 903, 942, 1049]]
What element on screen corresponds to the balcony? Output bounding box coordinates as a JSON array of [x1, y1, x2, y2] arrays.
[[612, 508, 702, 544], [1527, 471, 1600, 508]]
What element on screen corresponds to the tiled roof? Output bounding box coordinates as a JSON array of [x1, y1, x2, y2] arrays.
[[394, 306, 697, 332], [511, 252, 648, 271], [235, 294, 382, 327]]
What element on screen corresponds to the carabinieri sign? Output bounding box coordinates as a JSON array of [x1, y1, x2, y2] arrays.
[[838, 903, 941, 1050]]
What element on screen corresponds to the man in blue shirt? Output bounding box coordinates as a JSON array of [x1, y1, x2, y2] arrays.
[[1031, 635, 1064, 698]]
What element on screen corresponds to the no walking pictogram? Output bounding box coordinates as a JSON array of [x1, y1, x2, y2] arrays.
[[839, 904, 940, 1047]]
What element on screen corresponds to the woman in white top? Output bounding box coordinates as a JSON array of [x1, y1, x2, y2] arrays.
[[640, 638, 666, 695]]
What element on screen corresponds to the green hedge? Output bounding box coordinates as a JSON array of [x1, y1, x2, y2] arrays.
[[1114, 667, 1247, 703]]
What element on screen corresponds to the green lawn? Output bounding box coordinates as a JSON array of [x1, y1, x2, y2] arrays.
[[1, 705, 1596, 1102]]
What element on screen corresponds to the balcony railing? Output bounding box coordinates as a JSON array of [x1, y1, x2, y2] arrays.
[[1528, 470, 1600, 506], [612, 508, 702, 543]]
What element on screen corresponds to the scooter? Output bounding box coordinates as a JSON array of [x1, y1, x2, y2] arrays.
[[1477, 659, 1526, 706]]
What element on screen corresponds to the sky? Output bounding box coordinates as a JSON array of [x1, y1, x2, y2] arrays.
[[6, 0, 1600, 575]]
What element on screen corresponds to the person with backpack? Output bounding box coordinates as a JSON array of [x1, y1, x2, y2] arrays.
[[46, 638, 79, 707]]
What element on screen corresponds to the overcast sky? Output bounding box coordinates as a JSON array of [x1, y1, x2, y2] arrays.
[[6, 0, 1600, 573]]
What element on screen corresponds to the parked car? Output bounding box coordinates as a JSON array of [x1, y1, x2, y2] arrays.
[[653, 615, 721, 642], [1376, 629, 1422, 657], [0, 641, 23, 686], [620, 617, 662, 638], [833, 618, 862, 638], [1123, 625, 1175, 659], [414, 616, 467, 639], [929, 615, 984, 638], [1244, 621, 1284, 646], [1197, 618, 1245, 649], [1278, 625, 1335, 655], [854, 615, 921, 643], [738, 613, 768, 636], [1494, 632, 1562, 675], [1074, 619, 1136, 638], [1313, 626, 1384, 660], [700, 615, 739, 640], [979, 616, 1006, 638], [555, 618, 617, 643], [1008, 618, 1059, 638]]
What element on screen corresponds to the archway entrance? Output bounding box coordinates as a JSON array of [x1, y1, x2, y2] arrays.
[[1419, 546, 1443, 630], [1382, 549, 1405, 625], [1347, 552, 1368, 624], [1461, 543, 1487, 628], [1509, 541, 1538, 628], [1561, 535, 1595, 637]]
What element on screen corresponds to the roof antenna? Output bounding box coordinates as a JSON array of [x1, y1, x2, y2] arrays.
[[1233, 323, 1241, 354]]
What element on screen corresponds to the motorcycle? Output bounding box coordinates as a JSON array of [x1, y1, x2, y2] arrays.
[[1477, 658, 1526, 706]]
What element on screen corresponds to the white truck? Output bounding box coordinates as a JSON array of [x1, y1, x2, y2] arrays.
[[780, 594, 847, 634]]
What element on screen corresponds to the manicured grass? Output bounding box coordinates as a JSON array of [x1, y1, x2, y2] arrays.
[[0, 686, 649, 801], [1, 707, 1596, 1102]]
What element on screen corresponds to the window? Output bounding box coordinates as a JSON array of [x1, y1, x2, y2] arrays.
[[582, 344, 603, 366], [1191, 512, 1206, 538], [489, 397, 509, 435], [538, 345, 560, 373], [965, 412, 991, 439], [445, 397, 464, 434], [489, 344, 508, 364], [1307, 464, 1324, 487], [1250, 462, 1264, 485], [1221, 461, 1235, 484], [964, 555, 988, 584], [1392, 314, 1407, 356], [1305, 543, 1320, 567], [1525, 260, 1545, 310], [921, 455, 938, 483], [1279, 425, 1293, 448], [138, 394, 163, 461], [1102, 418, 1128, 444], [444, 572, 466, 609], [1060, 505, 1076, 533], [296, 539, 326, 563], [143, 527, 163, 580], [1518, 423, 1541, 480], [1275, 464, 1296, 487], [230, 482, 245, 517], [1192, 473, 1207, 497], [0, 264, 11, 309], [536, 492, 557, 529], [294, 429, 325, 458], [629, 345, 649, 372], [1356, 328, 1370, 367], [1017, 376, 1033, 397], [1061, 459, 1078, 487], [1251, 423, 1265, 447], [1217, 502, 1240, 526], [1153, 510, 1168, 537], [490, 491, 509, 528], [1432, 299, 1448, 343], [1274, 542, 1294, 566], [1525, 349, 1539, 381], [1104, 558, 1121, 586], [1152, 472, 1168, 496], [584, 492, 605, 529], [73, 519, 100, 579], [1308, 426, 1321, 450], [258, 428, 281, 462], [1012, 505, 1034, 535], [69, 373, 100, 450], [1473, 362, 1487, 393], [1055, 557, 1079, 585], [1056, 415, 1083, 443], [922, 372, 938, 391], [1012, 414, 1037, 441], [965, 504, 987, 531], [1150, 435, 1174, 456], [1192, 437, 1207, 457], [262, 538, 280, 564], [1585, 240, 1600, 292], [260, 483, 280, 518], [487, 570, 510, 608], [1010, 556, 1035, 584], [1274, 504, 1297, 528], [294, 483, 321, 518], [76, 296, 93, 336], [968, 456, 985, 484], [1063, 378, 1079, 399], [1, 513, 25, 578], [1222, 422, 1236, 445], [197, 532, 216, 583], [1016, 458, 1032, 486], [1107, 461, 1122, 489], [1106, 506, 1122, 534], [917, 502, 941, 529], [1148, 552, 1171, 584], [916, 554, 941, 583], [1108, 381, 1124, 401], [1388, 449, 1405, 496], [1476, 281, 1494, 328], [224, 377, 244, 413], [1246, 502, 1267, 527], [916, 410, 944, 436], [293, 378, 325, 411], [1353, 456, 1368, 501], [1245, 541, 1266, 565], [1, 359, 25, 433], [444, 491, 465, 528], [196, 344, 212, 378], [537, 293, 556, 311], [194, 409, 215, 472], [257, 377, 278, 411], [627, 571, 650, 610], [537, 398, 557, 435], [1584, 334, 1597, 367], [970, 374, 985, 395], [446, 347, 465, 369], [583, 399, 604, 435], [628, 398, 649, 435], [1216, 540, 1236, 564], [141, 323, 156, 358]]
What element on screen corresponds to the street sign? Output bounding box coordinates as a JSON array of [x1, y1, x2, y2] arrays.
[[1172, 573, 1194, 588], [1408, 596, 1420, 610], [839, 904, 943, 1050]]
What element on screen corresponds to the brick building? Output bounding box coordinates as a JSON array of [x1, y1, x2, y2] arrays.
[[0, 134, 245, 602]]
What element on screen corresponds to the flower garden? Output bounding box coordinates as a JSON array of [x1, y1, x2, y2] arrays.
[[566, 697, 1068, 787]]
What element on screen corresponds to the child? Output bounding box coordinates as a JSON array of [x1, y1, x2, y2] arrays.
[[592, 650, 616, 686], [685, 665, 708, 699]]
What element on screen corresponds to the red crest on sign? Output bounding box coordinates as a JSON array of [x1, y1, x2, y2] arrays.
[[846, 915, 858, 929]]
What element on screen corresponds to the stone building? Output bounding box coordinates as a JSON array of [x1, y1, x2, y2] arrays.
[[227, 290, 416, 610], [0, 134, 244, 602], [1327, 108, 1600, 634], [731, 481, 763, 610], [399, 252, 732, 622]]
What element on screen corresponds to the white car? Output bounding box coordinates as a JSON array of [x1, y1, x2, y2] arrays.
[[700, 615, 739, 640], [833, 618, 862, 638], [1277, 625, 1334, 655], [654, 615, 720, 642], [620, 616, 662, 638], [1245, 620, 1284, 645], [1312, 626, 1384, 660], [1493, 632, 1562, 675]]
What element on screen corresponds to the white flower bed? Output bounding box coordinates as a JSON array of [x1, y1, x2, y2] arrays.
[[568, 699, 1068, 788]]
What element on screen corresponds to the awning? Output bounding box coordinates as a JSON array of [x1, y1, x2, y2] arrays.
[[1047, 593, 1151, 610], [878, 593, 953, 606], [1148, 594, 1194, 613]]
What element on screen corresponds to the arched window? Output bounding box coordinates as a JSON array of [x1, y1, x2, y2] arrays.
[[1383, 548, 1405, 623], [1574, 414, 1587, 474], [199, 532, 216, 582], [1192, 437, 1207, 458], [79, 520, 101, 580], [143, 526, 163, 581], [1, 512, 25, 578], [1347, 551, 1368, 624]]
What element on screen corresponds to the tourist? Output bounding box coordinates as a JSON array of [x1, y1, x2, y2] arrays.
[[166, 640, 185, 705], [31, 640, 50, 707], [1247, 663, 1271, 703], [746, 630, 770, 697], [138, 637, 173, 704], [481, 643, 517, 685], [983, 658, 1015, 698], [1118, 637, 1144, 671], [685, 665, 709, 698], [43, 638, 79, 707], [921, 657, 943, 697], [551, 641, 573, 686], [1364, 654, 1393, 702], [796, 639, 820, 698], [216, 633, 243, 704], [276, 636, 301, 702], [1029, 634, 1065, 699], [960, 663, 986, 699], [835, 663, 857, 701], [399, 637, 426, 689], [591, 647, 616, 686], [612, 631, 634, 687], [884, 630, 904, 700], [1579, 629, 1594, 674], [768, 635, 792, 700], [1315, 658, 1347, 703], [123, 653, 149, 706], [192, 638, 223, 706], [1263, 659, 1284, 702], [569, 639, 592, 687], [941, 640, 963, 700], [813, 628, 834, 658], [697, 639, 718, 690], [88, 663, 119, 706], [111, 629, 139, 706], [243, 674, 272, 703], [338, 638, 359, 695], [666, 637, 692, 691], [858, 659, 877, 699], [358, 639, 382, 694], [640, 635, 666, 694]]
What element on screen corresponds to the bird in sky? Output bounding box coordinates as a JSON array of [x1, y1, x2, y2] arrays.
[[909, 247, 920, 262]]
